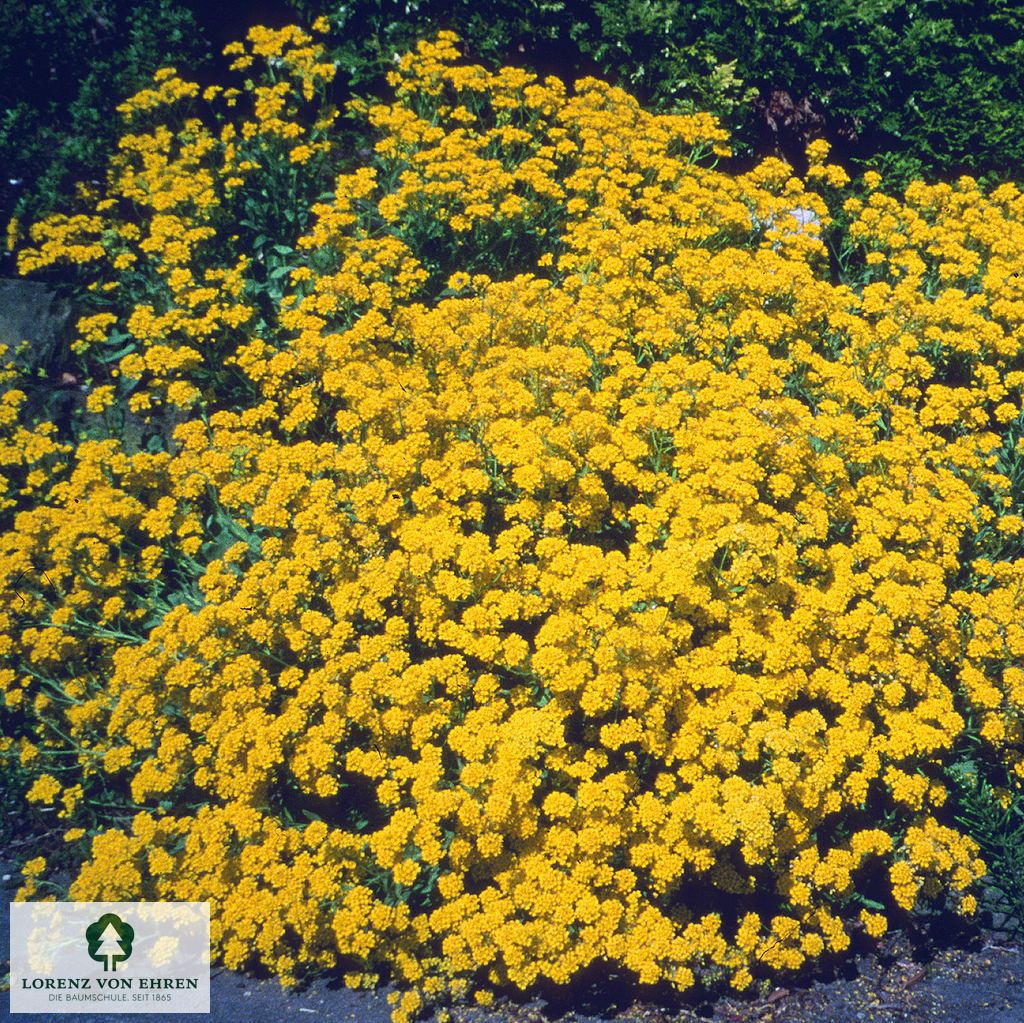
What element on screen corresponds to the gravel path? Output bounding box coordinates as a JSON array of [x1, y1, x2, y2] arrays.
[[447, 933, 1024, 1023]]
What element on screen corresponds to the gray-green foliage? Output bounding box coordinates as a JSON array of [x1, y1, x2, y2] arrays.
[[948, 757, 1024, 937]]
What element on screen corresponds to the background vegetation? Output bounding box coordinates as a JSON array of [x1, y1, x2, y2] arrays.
[[7, 0, 1024, 255]]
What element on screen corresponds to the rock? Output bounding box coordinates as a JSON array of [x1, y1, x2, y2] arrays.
[[0, 277, 72, 373], [786, 206, 821, 231]]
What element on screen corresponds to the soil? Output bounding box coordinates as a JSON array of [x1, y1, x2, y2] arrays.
[[450, 934, 1024, 1023]]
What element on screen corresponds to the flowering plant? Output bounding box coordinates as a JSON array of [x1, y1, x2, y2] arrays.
[[4, 24, 1024, 1021]]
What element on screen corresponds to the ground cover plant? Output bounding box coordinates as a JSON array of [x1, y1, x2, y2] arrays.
[[5, 18, 1024, 1023]]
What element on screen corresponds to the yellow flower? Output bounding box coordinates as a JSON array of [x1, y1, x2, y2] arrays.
[[22, 857, 47, 878], [26, 775, 61, 804]]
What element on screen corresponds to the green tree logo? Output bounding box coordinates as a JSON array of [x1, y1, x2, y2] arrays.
[[85, 914, 134, 971]]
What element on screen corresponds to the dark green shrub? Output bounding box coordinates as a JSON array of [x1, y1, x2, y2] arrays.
[[287, 0, 1024, 189]]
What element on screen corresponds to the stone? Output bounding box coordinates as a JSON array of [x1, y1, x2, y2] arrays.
[[0, 277, 72, 373]]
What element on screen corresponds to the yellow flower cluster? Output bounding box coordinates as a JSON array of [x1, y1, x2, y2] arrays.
[[5, 27, 1023, 1023]]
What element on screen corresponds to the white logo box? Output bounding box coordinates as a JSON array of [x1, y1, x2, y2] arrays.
[[10, 901, 210, 1014]]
